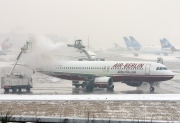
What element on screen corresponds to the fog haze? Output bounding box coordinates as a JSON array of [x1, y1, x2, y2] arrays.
[[0, 0, 180, 49]]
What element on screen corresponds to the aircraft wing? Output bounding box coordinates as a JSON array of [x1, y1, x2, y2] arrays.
[[38, 70, 100, 80]]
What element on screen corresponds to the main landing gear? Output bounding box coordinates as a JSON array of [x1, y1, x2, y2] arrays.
[[86, 84, 94, 92], [85, 80, 95, 92], [72, 79, 114, 92]]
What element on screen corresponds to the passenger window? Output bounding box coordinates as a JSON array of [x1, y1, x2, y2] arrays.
[[156, 67, 159, 70], [159, 67, 162, 70]]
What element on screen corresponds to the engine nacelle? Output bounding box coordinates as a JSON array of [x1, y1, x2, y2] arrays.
[[96, 58, 105, 61], [134, 53, 139, 57], [125, 81, 143, 87], [94, 77, 114, 89], [78, 58, 89, 61]]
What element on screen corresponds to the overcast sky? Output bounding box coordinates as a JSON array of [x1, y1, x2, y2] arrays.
[[0, 0, 180, 48]]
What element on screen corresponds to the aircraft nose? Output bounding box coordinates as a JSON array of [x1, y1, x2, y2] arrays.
[[169, 70, 174, 78]]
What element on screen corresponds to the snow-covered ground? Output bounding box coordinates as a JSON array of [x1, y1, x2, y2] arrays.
[[0, 94, 180, 101], [0, 100, 180, 121]]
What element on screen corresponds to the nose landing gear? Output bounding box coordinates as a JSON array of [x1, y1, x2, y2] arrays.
[[150, 86, 155, 92], [149, 82, 155, 92]]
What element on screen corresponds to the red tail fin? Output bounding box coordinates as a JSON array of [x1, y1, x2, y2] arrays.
[[1, 38, 10, 50]]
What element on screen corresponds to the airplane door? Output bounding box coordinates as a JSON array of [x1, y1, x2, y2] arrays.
[[107, 66, 110, 72], [103, 66, 106, 72], [145, 64, 151, 75]]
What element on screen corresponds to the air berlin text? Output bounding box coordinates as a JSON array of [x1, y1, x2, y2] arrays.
[[112, 63, 144, 69]]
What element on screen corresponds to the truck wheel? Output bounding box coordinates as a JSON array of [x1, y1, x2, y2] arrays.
[[18, 88, 22, 93], [26, 86, 30, 92], [12, 88, 17, 93], [75, 85, 79, 88], [4, 88, 9, 94]]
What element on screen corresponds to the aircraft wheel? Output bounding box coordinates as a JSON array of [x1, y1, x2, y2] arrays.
[[82, 82, 86, 88], [150, 86, 155, 92], [86, 84, 94, 92], [108, 85, 114, 91]]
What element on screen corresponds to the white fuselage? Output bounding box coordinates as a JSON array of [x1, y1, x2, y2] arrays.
[[38, 61, 174, 83], [137, 46, 166, 54]]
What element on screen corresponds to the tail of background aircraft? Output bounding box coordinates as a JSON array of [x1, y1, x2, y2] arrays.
[[1, 38, 11, 50], [160, 38, 172, 48], [129, 36, 142, 50], [123, 37, 133, 50]]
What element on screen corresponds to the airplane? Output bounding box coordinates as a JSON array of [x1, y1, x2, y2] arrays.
[[160, 38, 180, 53], [36, 60, 174, 92], [107, 43, 127, 53], [124, 36, 167, 56], [67, 39, 105, 61]]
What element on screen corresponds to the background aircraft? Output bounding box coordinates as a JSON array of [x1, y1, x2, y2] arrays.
[[106, 43, 127, 52], [0, 38, 12, 56], [123, 37, 139, 56], [124, 36, 167, 56], [160, 38, 180, 53]]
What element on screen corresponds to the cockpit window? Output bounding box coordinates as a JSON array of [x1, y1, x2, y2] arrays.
[[156, 67, 168, 70]]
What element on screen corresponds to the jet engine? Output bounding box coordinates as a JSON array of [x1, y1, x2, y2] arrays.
[[133, 53, 139, 57], [125, 81, 143, 87], [94, 77, 114, 90], [78, 58, 89, 61], [96, 58, 105, 61]]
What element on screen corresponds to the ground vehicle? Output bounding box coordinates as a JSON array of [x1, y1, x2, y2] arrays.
[[1, 41, 33, 93], [1, 73, 33, 93]]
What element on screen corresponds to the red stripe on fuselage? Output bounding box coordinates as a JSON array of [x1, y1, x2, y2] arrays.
[[48, 73, 173, 82]]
